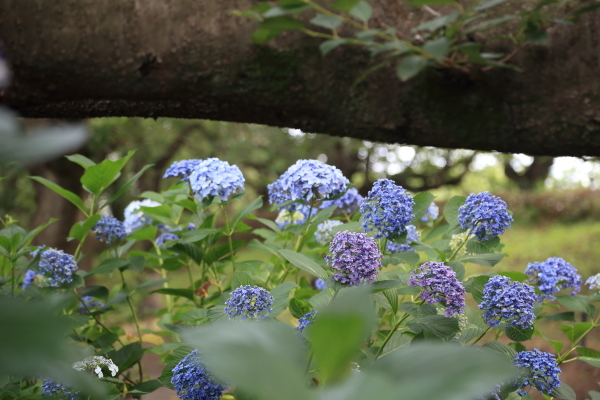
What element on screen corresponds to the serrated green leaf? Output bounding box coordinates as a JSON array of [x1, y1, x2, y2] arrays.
[[232, 271, 255, 289], [270, 282, 299, 317], [232, 197, 263, 230], [289, 298, 312, 319], [69, 214, 101, 242], [279, 249, 328, 280], [410, 192, 435, 224], [81, 150, 135, 196], [543, 311, 575, 322], [469, 275, 491, 304], [550, 382, 576, 400], [459, 253, 505, 267], [505, 325, 534, 342], [443, 196, 466, 226], [408, 315, 460, 340], [482, 341, 516, 358]]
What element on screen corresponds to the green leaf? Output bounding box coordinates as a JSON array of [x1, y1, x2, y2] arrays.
[[550, 382, 576, 400], [396, 55, 428, 81], [400, 302, 438, 318], [232, 271, 255, 289], [260, 16, 304, 32], [466, 237, 500, 254], [446, 261, 465, 281], [443, 196, 466, 225], [408, 315, 460, 340], [311, 14, 343, 30], [350, 1, 372, 22], [331, 221, 363, 234], [331, 0, 361, 12], [505, 325, 534, 342], [18, 218, 57, 249], [289, 298, 312, 319], [151, 288, 195, 301], [107, 341, 145, 374], [557, 295, 595, 316], [157, 345, 195, 389], [270, 281, 300, 317], [232, 197, 263, 230], [459, 253, 505, 267], [179, 309, 208, 324], [467, 275, 491, 304], [474, 0, 506, 11], [376, 272, 399, 313], [252, 28, 279, 44], [410, 192, 435, 224], [415, 10, 459, 32], [105, 164, 154, 207], [576, 346, 600, 358], [90, 258, 130, 275], [263, 2, 310, 17], [65, 154, 96, 169], [80, 285, 110, 301], [30, 176, 87, 215], [576, 356, 600, 368], [422, 38, 450, 61], [129, 380, 162, 395], [81, 150, 135, 196], [181, 228, 219, 243], [69, 214, 101, 242], [543, 311, 575, 322], [309, 288, 333, 310], [279, 249, 328, 280], [497, 271, 527, 282], [408, 0, 456, 5], [482, 340, 516, 358]]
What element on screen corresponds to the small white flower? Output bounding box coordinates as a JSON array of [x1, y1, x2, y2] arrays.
[[72, 356, 118, 379], [94, 366, 103, 378], [109, 363, 119, 377]]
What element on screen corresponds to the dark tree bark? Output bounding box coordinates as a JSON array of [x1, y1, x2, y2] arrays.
[[2, 1, 600, 156]]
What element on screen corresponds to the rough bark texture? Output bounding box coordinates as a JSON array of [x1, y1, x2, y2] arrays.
[[2, 0, 600, 156]]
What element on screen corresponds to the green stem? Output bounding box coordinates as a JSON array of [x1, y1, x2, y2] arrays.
[[221, 204, 236, 273], [153, 243, 173, 313], [295, 199, 316, 253], [374, 311, 412, 360], [470, 327, 491, 346], [73, 290, 124, 347], [186, 263, 199, 307], [556, 316, 599, 364], [119, 271, 144, 381]]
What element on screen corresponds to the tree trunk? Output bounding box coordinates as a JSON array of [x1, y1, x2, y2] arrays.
[[2, 1, 600, 156]]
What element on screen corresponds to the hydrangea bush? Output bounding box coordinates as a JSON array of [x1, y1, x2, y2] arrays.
[[3, 152, 600, 400]]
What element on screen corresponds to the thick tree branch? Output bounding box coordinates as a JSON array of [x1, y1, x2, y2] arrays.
[[2, 1, 600, 156]]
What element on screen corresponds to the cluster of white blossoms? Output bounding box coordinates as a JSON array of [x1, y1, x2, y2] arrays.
[[73, 356, 119, 378], [449, 232, 474, 257]]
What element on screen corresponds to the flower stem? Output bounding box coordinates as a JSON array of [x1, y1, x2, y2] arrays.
[[221, 204, 236, 273], [470, 327, 491, 346], [374, 312, 412, 360]]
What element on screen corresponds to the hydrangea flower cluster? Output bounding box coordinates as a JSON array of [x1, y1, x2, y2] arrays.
[[38, 249, 78, 287], [163, 159, 202, 180], [314, 278, 327, 290], [267, 159, 349, 208], [326, 231, 383, 286], [525, 257, 581, 300], [587, 273, 600, 290], [123, 199, 161, 234], [79, 296, 104, 314], [408, 262, 466, 316], [360, 179, 414, 239], [42, 380, 78, 400], [321, 188, 363, 214], [224, 285, 274, 320], [189, 158, 245, 201], [386, 224, 420, 253], [296, 310, 317, 335], [315, 220, 343, 245], [22, 269, 42, 289], [479, 276, 537, 329], [436, 307, 468, 332], [73, 356, 119, 378], [92, 215, 126, 246], [421, 202, 439, 223], [449, 232, 474, 257], [171, 349, 227, 400], [513, 349, 561, 396], [458, 192, 513, 241], [156, 232, 179, 246]]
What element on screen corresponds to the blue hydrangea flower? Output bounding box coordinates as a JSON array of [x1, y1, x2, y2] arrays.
[[320, 188, 363, 214], [189, 158, 245, 201], [479, 276, 537, 329], [79, 296, 105, 314], [315, 220, 344, 245], [275, 205, 315, 228], [587, 273, 600, 290], [42, 380, 78, 400], [458, 192, 513, 241], [326, 231, 383, 286], [408, 261, 466, 316], [171, 349, 227, 400], [163, 159, 203, 180], [123, 199, 161, 234], [156, 232, 179, 246], [360, 179, 415, 239], [513, 349, 561, 396], [421, 202, 439, 223], [92, 215, 126, 246], [22, 269, 41, 289], [525, 257, 581, 301], [387, 225, 420, 253], [38, 249, 78, 287], [314, 278, 327, 290], [224, 285, 274, 320], [267, 160, 349, 208], [296, 310, 317, 334]]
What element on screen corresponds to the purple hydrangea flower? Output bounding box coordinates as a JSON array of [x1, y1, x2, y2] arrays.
[[315, 220, 344, 245], [224, 285, 274, 320], [296, 310, 317, 334], [156, 232, 179, 246], [171, 349, 227, 400], [38, 249, 78, 287], [22, 269, 41, 289], [387, 224, 420, 253], [587, 273, 600, 290], [408, 261, 466, 316], [421, 202, 439, 223], [42, 380, 78, 400], [123, 199, 161, 234], [360, 179, 415, 239], [513, 349, 561, 396], [321, 188, 363, 214], [189, 158, 245, 202], [314, 278, 327, 290], [79, 296, 105, 314], [326, 231, 383, 286], [479, 276, 536, 329], [163, 159, 203, 180], [458, 192, 513, 241], [525, 257, 581, 301], [92, 215, 126, 246], [267, 160, 349, 209]]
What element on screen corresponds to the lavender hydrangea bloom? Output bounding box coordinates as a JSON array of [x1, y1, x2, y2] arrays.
[[458, 192, 513, 241], [22, 269, 41, 289], [156, 232, 179, 246], [79, 296, 105, 314], [224, 285, 274, 320], [387, 224, 420, 253], [360, 179, 415, 239], [171, 349, 227, 400], [42, 380, 78, 400], [38, 249, 78, 287], [408, 261, 466, 316], [315, 220, 344, 245], [163, 159, 202, 180], [326, 231, 383, 286], [267, 160, 349, 208], [314, 278, 327, 290], [123, 199, 161, 234], [92, 215, 126, 246], [189, 158, 245, 201], [587, 273, 600, 290], [525, 257, 581, 301], [479, 276, 537, 329], [321, 188, 363, 214], [513, 349, 561, 396], [421, 202, 439, 223], [296, 310, 317, 334]]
